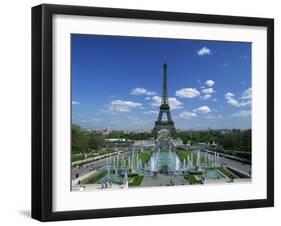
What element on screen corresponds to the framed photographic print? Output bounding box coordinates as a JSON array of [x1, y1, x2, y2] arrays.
[[32, 4, 274, 221]]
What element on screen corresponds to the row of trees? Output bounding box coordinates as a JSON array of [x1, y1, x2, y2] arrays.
[[72, 125, 105, 153], [177, 129, 252, 152], [220, 129, 251, 151], [72, 125, 153, 154], [72, 124, 252, 154]]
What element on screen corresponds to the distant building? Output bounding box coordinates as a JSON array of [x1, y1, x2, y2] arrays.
[[102, 126, 111, 135], [133, 140, 155, 147], [105, 138, 126, 142]]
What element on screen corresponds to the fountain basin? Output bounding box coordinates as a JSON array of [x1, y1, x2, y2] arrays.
[[205, 170, 225, 180], [148, 150, 181, 172]]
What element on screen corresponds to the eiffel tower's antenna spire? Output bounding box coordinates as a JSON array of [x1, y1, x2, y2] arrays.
[[161, 62, 168, 105]]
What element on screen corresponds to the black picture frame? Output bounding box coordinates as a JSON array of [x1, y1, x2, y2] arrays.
[[32, 3, 274, 222]]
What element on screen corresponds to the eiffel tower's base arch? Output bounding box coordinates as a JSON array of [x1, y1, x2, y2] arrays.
[[152, 121, 177, 138]]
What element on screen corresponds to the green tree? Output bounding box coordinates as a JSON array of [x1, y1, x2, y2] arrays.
[[88, 133, 105, 150], [72, 125, 89, 153]]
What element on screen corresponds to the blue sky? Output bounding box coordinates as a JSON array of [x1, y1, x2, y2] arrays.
[[71, 34, 252, 131]]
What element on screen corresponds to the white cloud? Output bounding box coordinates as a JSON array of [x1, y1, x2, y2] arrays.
[[201, 88, 215, 94], [241, 87, 252, 100], [225, 92, 235, 97], [169, 97, 184, 110], [72, 101, 80, 105], [143, 110, 158, 115], [237, 100, 251, 107], [199, 85, 215, 100], [131, 87, 156, 96], [225, 88, 252, 107], [151, 96, 162, 107], [231, 110, 251, 117], [151, 96, 183, 110], [175, 88, 200, 98], [108, 100, 142, 112], [201, 94, 212, 100], [179, 111, 197, 119], [192, 106, 211, 114], [205, 80, 215, 87], [225, 93, 239, 106], [197, 47, 211, 56]]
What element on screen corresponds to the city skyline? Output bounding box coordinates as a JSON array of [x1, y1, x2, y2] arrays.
[[72, 34, 252, 130]]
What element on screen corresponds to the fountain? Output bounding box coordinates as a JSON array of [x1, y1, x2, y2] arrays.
[[123, 171, 128, 188], [150, 155, 156, 172], [105, 156, 109, 176], [189, 159, 193, 170], [131, 152, 135, 170], [112, 157, 116, 175], [196, 150, 201, 168], [175, 156, 180, 171], [136, 155, 140, 171], [139, 159, 142, 171]]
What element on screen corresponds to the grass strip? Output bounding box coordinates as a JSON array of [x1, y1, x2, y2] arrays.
[[81, 171, 107, 184], [218, 167, 236, 179], [129, 176, 144, 186], [185, 174, 201, 185]]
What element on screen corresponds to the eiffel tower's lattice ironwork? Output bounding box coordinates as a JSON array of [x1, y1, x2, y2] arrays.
[[152, 63, 176, 138]]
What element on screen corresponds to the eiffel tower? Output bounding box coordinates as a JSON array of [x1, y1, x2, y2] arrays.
[[152, 62, 176, 138]]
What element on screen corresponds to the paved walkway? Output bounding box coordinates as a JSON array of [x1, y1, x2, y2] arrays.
[[140, 174, 189, 187], [72, 170, 97, 186], [220, 156, 251, 177], [72, 150, 133, 179], [201, 150, 251, 177]]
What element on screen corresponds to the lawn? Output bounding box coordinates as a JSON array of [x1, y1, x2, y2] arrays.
[[177, 151, 196, 165], [138, 152, 153, 164], [218, 167, 236, 179], [72, 150, 117, 162], [177, 150, 221, 166], [122, 151, 152, 168], [129, 175, 144, 186], [72, 154, 84, 162], [185, 174, 201, 185], [81, 171, 107, 184]]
